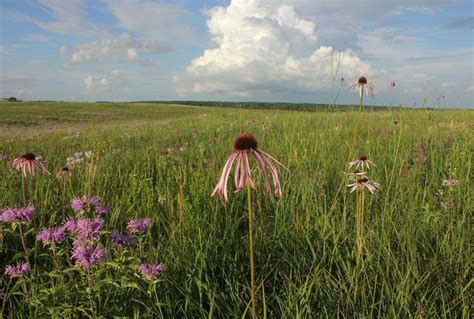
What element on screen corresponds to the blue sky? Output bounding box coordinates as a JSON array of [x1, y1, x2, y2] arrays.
[[1, 0, 473, 107]]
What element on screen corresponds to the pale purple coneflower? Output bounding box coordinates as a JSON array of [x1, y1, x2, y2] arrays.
[[0, 155, 7, 161], [84, 151, 93, 159], [348, 178, 380, 194], [110, 231, 135, 247], [211, 132, 288, 202], [442, 179, 460, 186], [12, 153, 50, 177], [346, 170, 367, 180], [36, 227, 65, 245], [138, 263, 164, 280], [349, 156, 376, 171], [390, 81, 396, 87], [349, 76, 371, 97], [4, 262, 30, 278], [57, 166, 73, 178], [127, 218, 152, 233], [0, 204, 36, 223], [71, 245, 106, 270]]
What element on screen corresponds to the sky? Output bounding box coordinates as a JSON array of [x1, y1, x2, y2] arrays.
[[1, 0, 473, 107]]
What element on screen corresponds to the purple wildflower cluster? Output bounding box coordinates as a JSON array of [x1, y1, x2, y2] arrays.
[[138, 263, 164, 280], [0, 204, 36, 223], [37, 227, 66, 245], [111, 231, 135, 247], [65, 218, 103, 242], [127, 218, 152, 233], [71, 196, 111, 216], [63, 213, 106, 269], [71, 245, 106, 270], [4, 262, 30, 278]]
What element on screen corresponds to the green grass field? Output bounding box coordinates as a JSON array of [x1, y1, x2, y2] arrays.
[[0, 101, 472, 318]]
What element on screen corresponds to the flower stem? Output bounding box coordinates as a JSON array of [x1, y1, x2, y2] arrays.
[[87, 270, 97, 318], [18, 224, 29, 260], [246, 182, 256, 319], [21, 175, 26, 205], [359, 86, 364, 112]]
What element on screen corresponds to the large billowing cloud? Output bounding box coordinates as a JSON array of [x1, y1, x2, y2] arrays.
[[174, 0, 374, 96]]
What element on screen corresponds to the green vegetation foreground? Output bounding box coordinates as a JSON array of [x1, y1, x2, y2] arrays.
[[0, 102, 472, 317]]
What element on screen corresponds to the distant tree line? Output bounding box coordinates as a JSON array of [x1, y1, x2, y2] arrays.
[[131, 100, 390, 112], [2, 97, 22, 102]]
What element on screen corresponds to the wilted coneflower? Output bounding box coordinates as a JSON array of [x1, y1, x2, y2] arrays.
[[347, 177, 380, 194], [442, 179, 460, 186], [346, 170, 367, 180], [4, 261, 30, 278], [211, 132, 287, 202], [349, 156, 376, 171], [37, 227, 66, 245], [57, 166, 73, 178], [12, 153, 50, 178], [349, 76, 372, 112], [127, 218, 152, 233], [138, 263, 164, 280]]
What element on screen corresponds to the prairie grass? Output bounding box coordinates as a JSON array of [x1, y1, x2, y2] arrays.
[[0, 101, 472, 318]]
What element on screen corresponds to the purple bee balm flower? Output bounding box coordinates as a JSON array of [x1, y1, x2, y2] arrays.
[[95, 205, 111, 216], [74, 218, 103, 241], [37, 227, 65, 245], [63, 218, 77, 232], [4, 262, 30, 278], [127, 218, 152, 233], [71, 196, 100, 213], [0, 204, 36, 223], [71, 245, 106, 270], [138, 263, 164, 280], [110, 231, 135, 247]]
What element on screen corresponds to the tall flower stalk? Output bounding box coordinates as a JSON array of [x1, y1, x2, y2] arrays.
[[349, 77, 371, 112], [211, 132, 287, 319], [347, 159, 379, 301]]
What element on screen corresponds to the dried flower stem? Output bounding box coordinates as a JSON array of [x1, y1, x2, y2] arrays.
[[247, 182, 256, 319]]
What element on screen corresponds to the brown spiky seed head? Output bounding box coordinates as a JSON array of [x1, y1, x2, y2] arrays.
[[359, 156, 368, 161], [357, 178, 369, 184], [22, 153, 36, 161], [234, 132, 257, 151], [358, 77, 367, 84]]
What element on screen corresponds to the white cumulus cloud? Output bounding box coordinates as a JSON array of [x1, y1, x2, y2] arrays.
[[64, 33, 168, 67], [174, 0, 373, 96], [83, 69, 127, 91]]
